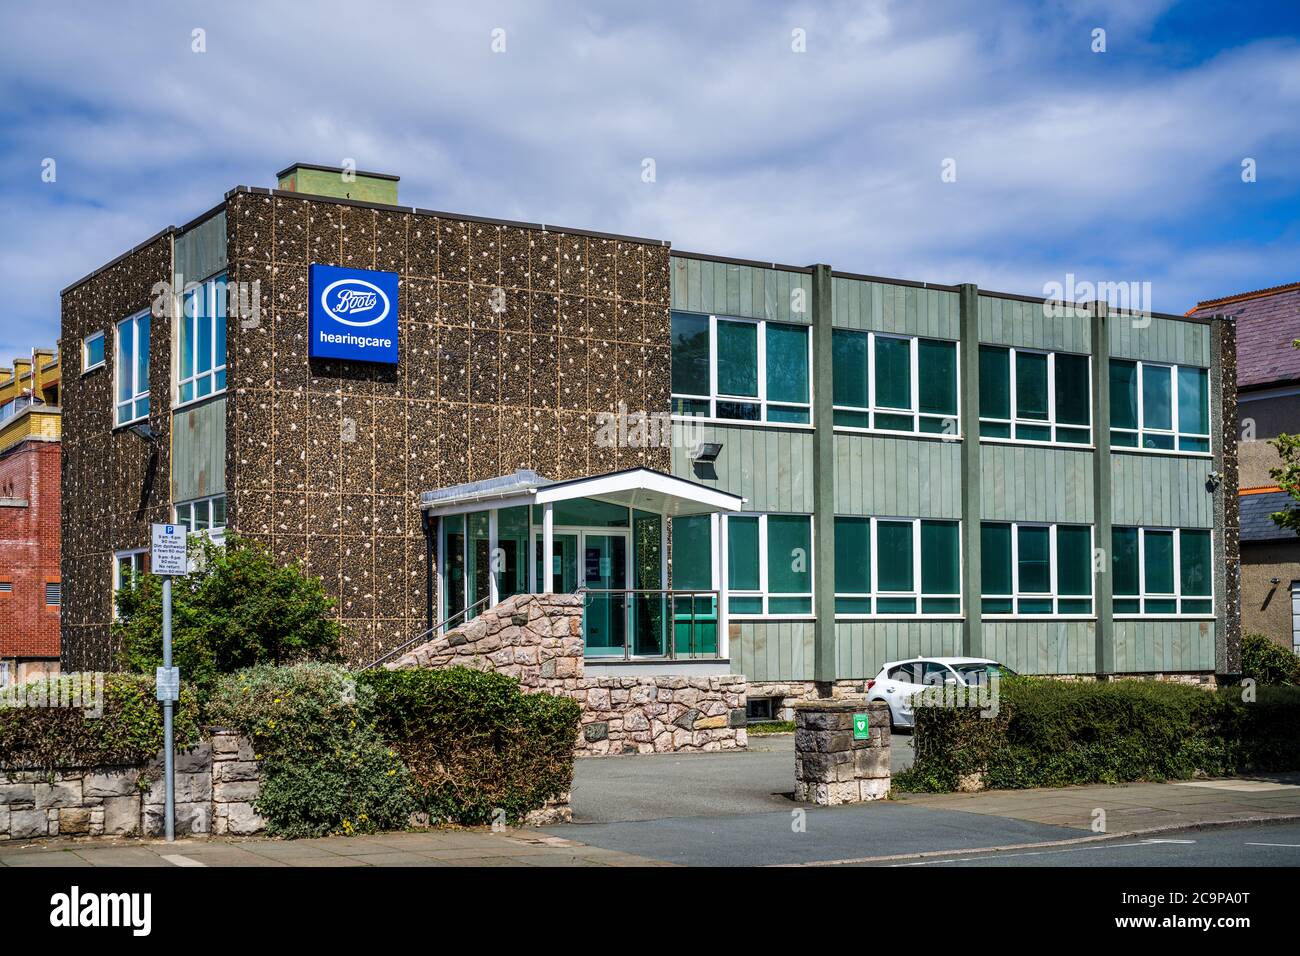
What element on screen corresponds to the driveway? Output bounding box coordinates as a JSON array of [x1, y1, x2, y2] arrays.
[[569, 731, 913, 823]]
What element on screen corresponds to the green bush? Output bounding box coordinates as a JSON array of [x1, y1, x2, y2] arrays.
[[1241, 633, 1300, 686], [206, 663, 414, 838], [0, 674, 200, 772], [359, 667, 582, 826], [114, 534, 342, 691], [896, 677, 1300, 793]]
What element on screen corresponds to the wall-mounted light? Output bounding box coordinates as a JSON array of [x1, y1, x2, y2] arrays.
[[690, 441, 723, 463], [128, 422, 161, 445], [1271, 577, 1281, 586], [1205, 470, 1222, 491]]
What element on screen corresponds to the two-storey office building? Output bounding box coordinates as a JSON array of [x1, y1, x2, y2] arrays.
[[59, 164, 1239, 710]]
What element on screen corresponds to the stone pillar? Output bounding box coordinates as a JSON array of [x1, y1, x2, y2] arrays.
[[793, 698, 890, 805], [210, 729, 265, 836]]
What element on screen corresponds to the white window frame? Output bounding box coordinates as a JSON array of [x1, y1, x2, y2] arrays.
[[831, 331, 962, 439], [114, 309, 151, 427], [1110, 360, 1211, 456], [175, 274, 228, 408], [1112, 526, 1215, 618], [725, 513, 814, 619], [981, 521, 1095, 619], [112, 549, 149, 617], [670, 312, 813, 427], [979, 345, 1093, 448], [173, 494, 228, 545], [833, 516, 963, 620], [82, 330, 106, 374]]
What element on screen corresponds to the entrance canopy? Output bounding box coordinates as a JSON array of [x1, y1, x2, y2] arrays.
[[420, 467, 744, 519]]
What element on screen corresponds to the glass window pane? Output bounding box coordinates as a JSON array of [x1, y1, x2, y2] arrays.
[[670, 311, 710, 396], [1180, 529, 1211, 597], [874, 337, 911, 410], [767, 515, 811, 595], [767, 405, 810, 424], [981, 523, 1012, 595], [766, 323, 808, 405], [175, 502, 191, 528], [136, 316, 150, 396], [1178, 367, 1208, 435], [213, 496, 227, 528], [876, 521, 913, 592], [671, 516, 711, 589], [717, 320, 758, 397], [1015, 351, 1048, 421], [1144, 530, 1175, 594], [918, 339, 957, 416], [1017, 526, 1051, 593], [1054, 353, 1090, 426], [1109, 360, 1138, 430], [979, 346, 1010, 419], [213, 276, 227, 372], [832, 329, 868, 408], [198, 310, 213, 375], [1142, 365, 1172, 430], [835, 517, 870, 594], [1112, 528, 1139, 596], [727, 516, 760, 591], [1057, 525, 1092, 596], [920, 520, 959, 595], [180, 301, 194, 383], [117, 321, 134, 404], [85, 333, 105, 368], [769, 596, 811, 615]]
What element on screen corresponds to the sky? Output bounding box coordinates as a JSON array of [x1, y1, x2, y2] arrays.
[[1, 0, 1298, 360]]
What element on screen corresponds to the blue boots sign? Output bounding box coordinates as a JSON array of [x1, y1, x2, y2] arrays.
[[309, 264, 399, 364]]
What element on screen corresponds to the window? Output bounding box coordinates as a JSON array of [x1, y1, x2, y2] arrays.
[[833, 516, 961, 616], [726, 513, 813, 616], [1112, 527, 1213, 616], [174, 494, 228, 543], [82, 331, 106, 373], [177, 274, 228, 404], [671, 311, 811, 423], [115, 310, 151, 426], [979, 346, 1090, 444], [981, 522, 1094, 616], [113, 550, 149, 594], [1109, 360, 1210, 453], [832, 330, 958, 434], [0, 396, 30, 423], [746, 698, 779, 722], [45, 582, 61, 607]]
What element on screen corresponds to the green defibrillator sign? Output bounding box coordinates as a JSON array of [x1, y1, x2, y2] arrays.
[[853, 712, 870, 740]]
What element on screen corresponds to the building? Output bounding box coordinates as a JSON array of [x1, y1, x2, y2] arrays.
[[59, 163, 1240, 711], [1189, 282, 1300, 653], [0, 348, 61, 684]]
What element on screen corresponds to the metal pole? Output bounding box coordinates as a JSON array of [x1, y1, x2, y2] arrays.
[[162, 574, 175, 843]]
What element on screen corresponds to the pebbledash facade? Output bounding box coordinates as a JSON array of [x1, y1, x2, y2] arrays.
[[59, 164, 1240, 715]]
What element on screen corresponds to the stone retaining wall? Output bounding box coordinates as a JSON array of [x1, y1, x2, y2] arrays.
[[0, 729, 262, 841], [388, 592, 747, 755]]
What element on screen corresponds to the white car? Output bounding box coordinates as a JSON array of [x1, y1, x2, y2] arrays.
[[866, 657, 1015, 730]]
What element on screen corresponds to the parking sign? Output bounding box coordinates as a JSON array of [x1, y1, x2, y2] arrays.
[[151, 523, 189, 576]]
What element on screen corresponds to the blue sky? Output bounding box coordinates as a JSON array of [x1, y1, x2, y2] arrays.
[[1, 0, 1298, 359]]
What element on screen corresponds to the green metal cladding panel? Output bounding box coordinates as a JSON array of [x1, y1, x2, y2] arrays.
[[1113, 620, 1216, 672], [1111, 453, 1215, 527], [174, 210, 227, 283], [980, 444, 1094, 522], [732, 620, 815, 680], [977, 295, 1092, 354], [171, 396, 226, 501], [835, 621, 963, 678], [833, 434, 962, 518], [670, 256, 812, 324], [981, 621, 1097, 674], [670, 421, 814, 512], [832, 277, 960, 339], [1109, 314, 1211, 367]]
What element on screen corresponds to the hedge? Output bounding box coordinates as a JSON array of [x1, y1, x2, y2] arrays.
[[358, 667, 582, 826], [895, 677, 1300, 793], [0, 674, 200, 773], [1241, 633, 1300, 686]]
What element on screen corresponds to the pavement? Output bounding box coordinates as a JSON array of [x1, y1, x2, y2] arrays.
[[4, 733, 1299, 867]]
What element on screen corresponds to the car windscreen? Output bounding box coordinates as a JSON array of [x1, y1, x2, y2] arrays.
[[953, 663, 1014, 685]]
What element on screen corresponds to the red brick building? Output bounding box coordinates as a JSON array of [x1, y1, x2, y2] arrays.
[[0, 349, 61, 684]]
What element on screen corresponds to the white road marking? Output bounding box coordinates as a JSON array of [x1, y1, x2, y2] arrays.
[[1245, 842, 1300, 847], [893, 838, 1195, 866], [161, 853, 206, 867]]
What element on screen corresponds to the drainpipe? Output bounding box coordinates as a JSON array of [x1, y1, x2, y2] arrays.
[[422, 510, 436, 635]]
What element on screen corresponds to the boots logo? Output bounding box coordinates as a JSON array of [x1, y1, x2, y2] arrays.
[[321, 278, 389, 327]]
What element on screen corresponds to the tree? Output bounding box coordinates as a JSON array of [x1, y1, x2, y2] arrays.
[[113, 533, 342, 688], [1270, 337, 1300, 533]]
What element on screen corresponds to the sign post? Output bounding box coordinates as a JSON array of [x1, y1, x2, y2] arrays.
[[151, 523, 188, 842]]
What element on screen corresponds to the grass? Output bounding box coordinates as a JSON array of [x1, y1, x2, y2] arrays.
[[745, 720, 795, 735]]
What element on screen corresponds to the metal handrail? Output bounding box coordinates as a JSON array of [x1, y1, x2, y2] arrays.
[[356, 595, 491, 672], [576, 587, 720, 661]]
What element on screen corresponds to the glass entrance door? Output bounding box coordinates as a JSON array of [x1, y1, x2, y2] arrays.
[[533, 533, 578, 593], [582, 534, 628, 657]]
